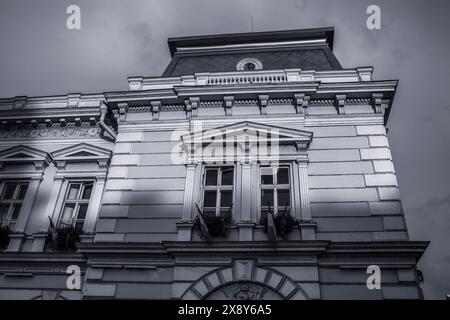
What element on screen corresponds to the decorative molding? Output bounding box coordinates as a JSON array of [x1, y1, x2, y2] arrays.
[[223, 96, 234, 116], [0, 145, 52, 170], [335, 94, 346, 115], [294, 93, 310, 115], [258, 95, 269, 115], [51, 142, 112, 169], [150, 100, 162, 120], [185, 97, 200, 118], [0, 125, 101, 140], [117, 102, 129, 121]]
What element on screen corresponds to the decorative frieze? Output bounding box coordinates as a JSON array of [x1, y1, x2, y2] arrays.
[[0, 125, 100, 140]]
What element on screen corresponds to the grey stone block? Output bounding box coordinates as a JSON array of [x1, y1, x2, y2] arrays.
[[360, 148, 392, 160], [310, 188, 379, 202], [308, 161, 374, 175], [116, 132, 143, 142], [311, 202, 370, 217], [382, 286, 419, 299], [309, 137, 369, 150], [127, 204, 183, 218], [369, 201, 403, 215], [310, 126, 356, 137], [369, 136, 389, 147], [309, 175, 365, 188], [373, 160, 395, 173], [308, 149, 360, 162], [378, 187, 400, 200], [99, 205, 129, 218], [121, 190, 184, 205], [356, 125, 386, 135], [115, 218, 179, 233], [115, 283, 172, 299], [383, 216, 406, 231], [127, 166, 186, 179], [315, 217, 383, 232], [364, 174, 397, 187], [82, 284, 116, 297], [320, 284, 383, 300]]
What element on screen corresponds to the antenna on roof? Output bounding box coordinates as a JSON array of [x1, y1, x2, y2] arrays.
[[251, 16, 254, 32]]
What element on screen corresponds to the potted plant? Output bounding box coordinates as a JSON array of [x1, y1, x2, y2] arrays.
[[261, 202, 298, 239], [194, 204, 233, 241], [0, 220, 11, 250], [46, 217, 81, 252]]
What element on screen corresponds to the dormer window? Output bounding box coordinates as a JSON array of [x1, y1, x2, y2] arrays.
[[236, 58, 263, 71]]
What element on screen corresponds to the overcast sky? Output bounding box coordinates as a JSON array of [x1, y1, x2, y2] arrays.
[[1, 0, 449, 299]]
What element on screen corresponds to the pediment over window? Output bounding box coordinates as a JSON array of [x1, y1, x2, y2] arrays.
[[0, 145, 52, 170], [51, 143, 112, 169], [181, 121, 313, 163]]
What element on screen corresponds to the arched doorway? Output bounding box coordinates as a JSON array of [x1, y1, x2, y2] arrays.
[[180, 261, 308, 300]]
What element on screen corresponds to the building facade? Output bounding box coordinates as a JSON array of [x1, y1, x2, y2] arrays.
[[0, 28, 427, 300]]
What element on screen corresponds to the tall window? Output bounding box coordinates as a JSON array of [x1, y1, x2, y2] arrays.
[[202, 167, 234, 217], [59, 181, 93, 232], [0, 182, 29, 230], [260, 166, 291, 222]]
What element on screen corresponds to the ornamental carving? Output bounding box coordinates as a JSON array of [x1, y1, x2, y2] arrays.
[[222, 283, 267, 300], [0, 126, 100, 139]]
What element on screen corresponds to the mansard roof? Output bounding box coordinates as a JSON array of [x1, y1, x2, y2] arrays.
[[163, 27, 342, 76]]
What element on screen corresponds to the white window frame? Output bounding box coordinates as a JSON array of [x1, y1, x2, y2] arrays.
[[0, 181, 29, 230], [200, 166, 235, 217], [258, 163, 294, 220], [57, 180, 95, 232]]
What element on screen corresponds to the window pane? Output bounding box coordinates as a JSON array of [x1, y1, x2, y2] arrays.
[[220, 190, 232, 207], [260, 167, 274, 185], [61, 203, 76, 223], [277, 168, 289, 185], [67, 184, 81, 200], [81, 183, 93, 200], [17, 184, 29, 200], [205, 169, 218, 186], [2, 183, 16, 200], [77, 204, 88, 220], [203, 190, 217, 208], [221, 168, 234, 186], [261, 189, 274, 207], [278, 189, 290, 207], [0, 204, 9, 220], [11, 204, 21, 220]]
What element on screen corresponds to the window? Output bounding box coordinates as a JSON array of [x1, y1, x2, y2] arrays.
[[202, 167, 234, 217], [236, 57, 263, 71], [59, 181, 94, 232], [0, 182, 29, 230], [260, 166, 291, 222]]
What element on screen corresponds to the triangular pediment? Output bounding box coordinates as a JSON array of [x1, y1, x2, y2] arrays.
[[51, 143, 112, 163], [182, 121, 313, 147], [0, 145, 53, 168]]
